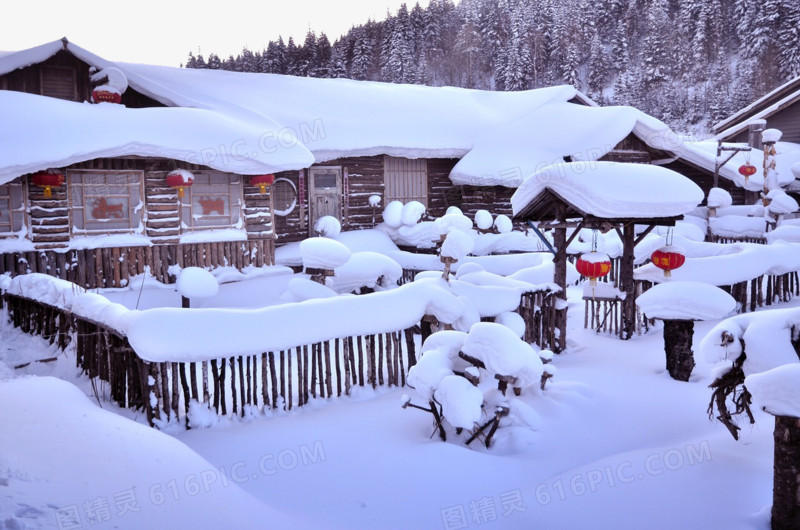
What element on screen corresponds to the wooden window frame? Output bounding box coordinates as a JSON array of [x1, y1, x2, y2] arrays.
[[179, 171, 243, 232], [0, 181, 27, 237], [384, 156, 428, 206], [68, 169, 145, 235]]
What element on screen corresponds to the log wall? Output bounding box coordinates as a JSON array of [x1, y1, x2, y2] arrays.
[[0, 240, 274, 289]]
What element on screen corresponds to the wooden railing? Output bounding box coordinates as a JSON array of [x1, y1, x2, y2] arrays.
[[0, 239, 275, 289], [2, 291, 418, 429]]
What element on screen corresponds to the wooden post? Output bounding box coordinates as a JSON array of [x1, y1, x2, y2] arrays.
[[663, 320, 695, 382], [553, 202, 568, 352], [772, 415, 800, 529], [621, 222, 636, 340]]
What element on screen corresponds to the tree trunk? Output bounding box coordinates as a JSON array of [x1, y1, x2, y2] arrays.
[[553, 203, 568, 352], [772, 415, 800, 529], [663, 319, 695, 382], [621, 223, 636, 339]]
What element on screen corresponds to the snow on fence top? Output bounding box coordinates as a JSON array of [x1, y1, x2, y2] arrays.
[[0, 90, 313, 185], [635, 241, 800, 286], [511, 162, 704, 219]]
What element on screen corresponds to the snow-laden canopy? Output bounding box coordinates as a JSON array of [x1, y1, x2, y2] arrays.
[[635, 281, 736, 321], [511, 162, 704, 220], [0, 39, 700, 187], [0, 90, 313, 184]]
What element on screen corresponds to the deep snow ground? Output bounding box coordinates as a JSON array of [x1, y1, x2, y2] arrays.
[[0, 286, 783, 529]]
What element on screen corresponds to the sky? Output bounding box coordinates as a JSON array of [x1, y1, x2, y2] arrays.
[[0, 0, 432, 67]]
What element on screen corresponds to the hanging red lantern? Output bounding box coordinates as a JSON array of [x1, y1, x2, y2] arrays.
[[576, 252, 612, 286], [250, 174, 274, 195], [165, 169, 194, 199], [738, 163, 757, 182], [651, 246, 685, 278], [31, 169, 65, 198], [92, 88, 122, 104]]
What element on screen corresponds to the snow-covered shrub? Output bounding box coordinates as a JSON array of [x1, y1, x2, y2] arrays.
[[404, 322, 554, 448], [382, 201, 404, 228], [401, 201, 427, 226], [314, 215, 342, 237], [475, 210, 493, 231], [494, 215, 513, 234]]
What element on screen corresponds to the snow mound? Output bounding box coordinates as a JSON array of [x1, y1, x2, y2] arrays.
[[401, 201, 426, 226], [707, 187, 733, 209], [331, 251, 402, 293], [636, 281, 735, 320], [461, 322, 543, 385], [766, 190, 798, 215], [441, 229, 474, 260], [300, 237, 351, 270], [435, 375, 483, 429], [382, 201, 404, 228], [746, 364, 800, 418], [494, 214, 513, 234], [177, 267, 219, 299], [495, 311, 526, 338], [286, 277, 338, 301], [475, 210, 493, 230], [767, 225, 800, 244], [314, 215, 342, 237]]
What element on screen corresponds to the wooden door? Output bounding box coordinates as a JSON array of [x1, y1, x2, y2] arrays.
[[308, 166, 341, 235]]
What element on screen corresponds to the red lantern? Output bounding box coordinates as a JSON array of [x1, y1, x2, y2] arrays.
[[166, 170, 194, 199], [576, 252, 612, 286], [738, 163, 757, 182], [31, 169, 65, 198], [651, 246, 685, 278], [92, 88, 122, 104], [250, 174, 275, 195]]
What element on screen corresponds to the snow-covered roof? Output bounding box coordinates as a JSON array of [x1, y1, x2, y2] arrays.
[[0, 90, 313, 184], [511, 162, 704, 220], [0, 38, 703, 187], [713, 74, 800, 137]]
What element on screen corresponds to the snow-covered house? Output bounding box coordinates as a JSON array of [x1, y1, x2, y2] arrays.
[[0, 38, 730, 286]]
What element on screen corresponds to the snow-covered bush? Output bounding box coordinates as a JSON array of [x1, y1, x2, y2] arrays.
[[314, 215, 342, 237], [404, 322, 555, 448]]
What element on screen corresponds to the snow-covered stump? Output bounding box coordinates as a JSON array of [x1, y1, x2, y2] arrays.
[[637, 282, 735, 382], [746, 365, 800, 529], [300, 237, 351, 285]]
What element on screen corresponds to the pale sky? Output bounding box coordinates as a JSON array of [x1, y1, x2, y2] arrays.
[[0, 0, 432, 67]]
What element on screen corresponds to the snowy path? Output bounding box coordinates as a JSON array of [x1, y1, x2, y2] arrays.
[[0, 287, 782, 529]]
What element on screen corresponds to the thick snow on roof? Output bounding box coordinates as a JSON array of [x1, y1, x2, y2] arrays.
[[511, 162, 704, 219], [115, 60, 684, 187], [0, 39, 698, 187], [635, 281, 736, 321], [0, 90, 313, 184]]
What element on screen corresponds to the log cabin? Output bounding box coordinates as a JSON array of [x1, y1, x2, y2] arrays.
[[0, 38, 732, 287]]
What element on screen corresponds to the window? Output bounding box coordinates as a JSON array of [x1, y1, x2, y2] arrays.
[[40, 66, 78, 101], [180, 172, 242, 231], [69, 170, 144, 233], [0, 182, 25, 236], [384, 157, 427, 206]]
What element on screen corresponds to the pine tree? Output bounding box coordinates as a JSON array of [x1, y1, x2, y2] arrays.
[[315, 33, 332, 77], [207, 53, 222, 70], [587, 33, 607, 98], [778, 0, 800, 79], [350, 27, 373, 80], [185, 51, 197, 69]]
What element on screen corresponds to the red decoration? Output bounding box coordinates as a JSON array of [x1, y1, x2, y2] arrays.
[[651, 246, 686, 278], [576, 252, 612, 286], [92, 89, 122, 104], [166, 170, 194, 199], [738, 163, 757, 181], [250, 174, 275, 195], [31, 169, 64, 198], [91, 198, 123, 219]]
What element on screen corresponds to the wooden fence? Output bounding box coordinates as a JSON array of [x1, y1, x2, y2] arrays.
[[2, 291, 418, 429], [0, 239, 275, 289]]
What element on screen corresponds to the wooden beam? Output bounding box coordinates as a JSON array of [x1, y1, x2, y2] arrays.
[[633, 224, 657, 247], [563, 220, 586, 250]]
